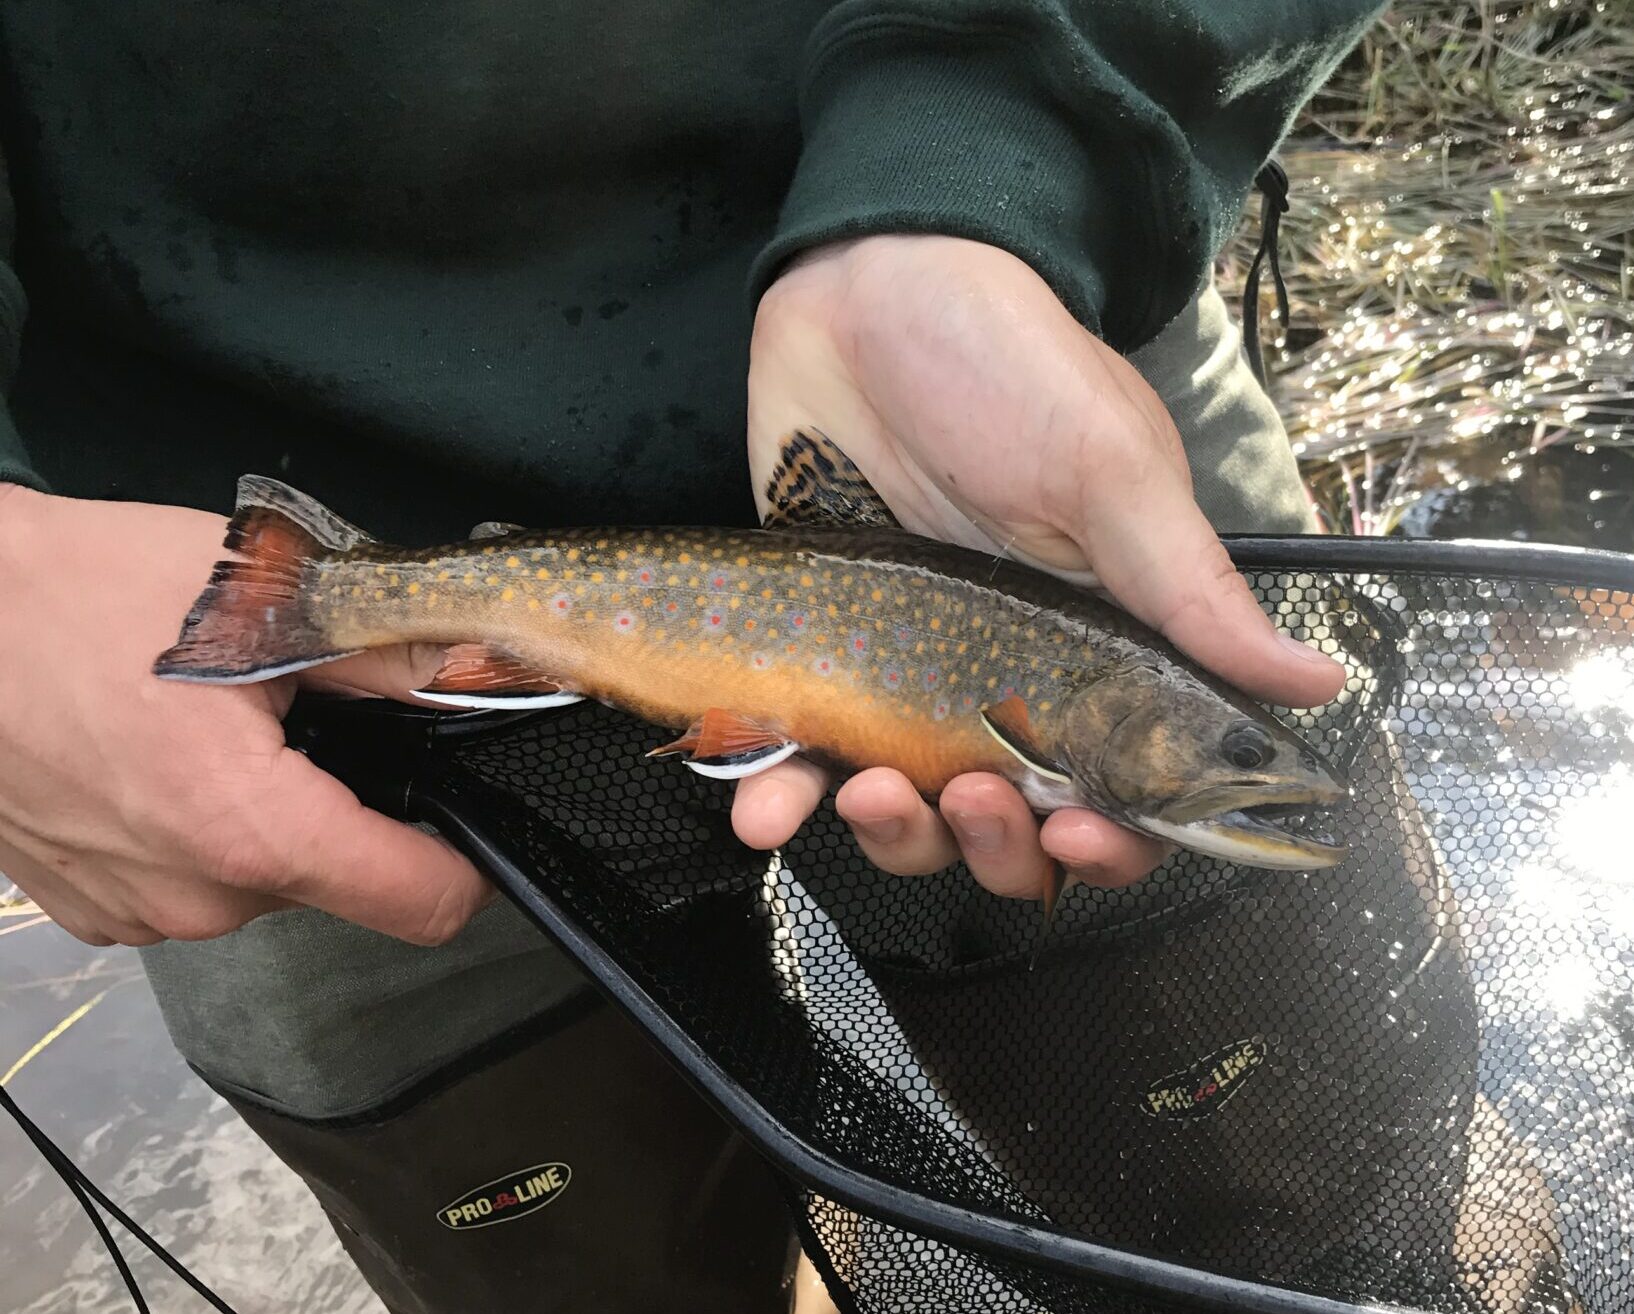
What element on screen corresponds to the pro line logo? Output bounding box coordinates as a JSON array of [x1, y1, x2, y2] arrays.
[[1140, 1038, 1266, 1121], [437, 1162, 572, 1230]]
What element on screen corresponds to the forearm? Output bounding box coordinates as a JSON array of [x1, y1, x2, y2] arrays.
[[755, 0, 1383, 350]]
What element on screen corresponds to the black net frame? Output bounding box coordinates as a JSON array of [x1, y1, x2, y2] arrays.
[[289, 535, 1634, 1314]]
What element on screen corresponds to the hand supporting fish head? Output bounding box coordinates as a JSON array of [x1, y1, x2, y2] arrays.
[[1049, 663, 1349, 870]]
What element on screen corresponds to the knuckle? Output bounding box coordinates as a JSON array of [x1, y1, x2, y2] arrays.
[[149, 903, 244, 942], [405, 880, 473, 947]]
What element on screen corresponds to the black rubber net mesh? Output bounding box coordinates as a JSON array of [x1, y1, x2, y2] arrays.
[[421, 567, 1633, 1314]]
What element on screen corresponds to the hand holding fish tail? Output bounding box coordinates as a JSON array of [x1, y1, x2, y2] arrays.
[[0, 487, 490, 947], [742, 233, 1345, 895]]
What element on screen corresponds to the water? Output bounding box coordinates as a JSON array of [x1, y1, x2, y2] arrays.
[[0, 917, 383, 1313]]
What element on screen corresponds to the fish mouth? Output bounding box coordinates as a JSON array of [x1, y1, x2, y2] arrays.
[[1137, 786, 1349, 870]]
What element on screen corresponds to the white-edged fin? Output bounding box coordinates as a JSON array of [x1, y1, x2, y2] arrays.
[[412, 689, 585, 710], [684, 741, 801, 780], [980, 709, 1072, 783]]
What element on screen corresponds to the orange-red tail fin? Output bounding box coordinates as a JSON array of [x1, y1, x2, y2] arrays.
[[152, 477, 367, 684]]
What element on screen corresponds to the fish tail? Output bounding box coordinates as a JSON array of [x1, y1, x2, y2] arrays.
[[152, 477, 370, 683]]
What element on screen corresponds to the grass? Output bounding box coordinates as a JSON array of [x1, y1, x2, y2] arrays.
[[1221, 0, 1634, 536]]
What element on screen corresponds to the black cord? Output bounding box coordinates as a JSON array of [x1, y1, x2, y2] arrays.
[[3, 1083, 151, 1313], [1242, 160, 1292, 388], [1, 1081, 241, 1314]]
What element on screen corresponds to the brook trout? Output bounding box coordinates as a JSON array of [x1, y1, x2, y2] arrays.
[[155, 431, 1347, 888]]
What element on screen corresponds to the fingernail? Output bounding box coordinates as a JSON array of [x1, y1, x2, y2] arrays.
[[852, 816, 905, 844], [948, 809, 1004, 853], [1277, 634, 1336, 665]]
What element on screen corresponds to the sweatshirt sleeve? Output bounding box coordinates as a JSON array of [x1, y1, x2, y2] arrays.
[[751, 0, 1382, 351], [0, 144, 41, 491]]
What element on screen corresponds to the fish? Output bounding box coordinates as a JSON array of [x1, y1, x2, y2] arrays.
[[153, 429, 1348, 905]]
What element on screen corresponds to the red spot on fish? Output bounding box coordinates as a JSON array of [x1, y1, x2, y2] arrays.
[[884, 667, 902, 687], [639, 570, 652, 583], [812, 657, 833, 676], [712, 574, 726, 589], [850, 632, 868, 652], [934, 701, 951, 720], [614, 612, 635, 631], [792, 614, 806, 628], [666, 600, 678, 612], [707, 613, 724, 628], [552, 594, 572, 613]]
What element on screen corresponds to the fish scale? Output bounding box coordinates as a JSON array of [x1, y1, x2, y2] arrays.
[[307, 527, 1097, 793]]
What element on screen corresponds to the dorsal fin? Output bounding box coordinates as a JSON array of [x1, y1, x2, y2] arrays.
[[761, 429, 900, 530], [235, 475, 373, 551], [469, 520, 526, 541]]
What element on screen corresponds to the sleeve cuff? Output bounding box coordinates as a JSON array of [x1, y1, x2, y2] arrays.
[[750, 24, 1128, 340]]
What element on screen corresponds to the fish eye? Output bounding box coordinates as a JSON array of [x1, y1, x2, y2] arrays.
[[1221, 722, 1275, 771]]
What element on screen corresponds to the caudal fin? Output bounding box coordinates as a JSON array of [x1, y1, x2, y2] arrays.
[[153, 477, 368, 684]]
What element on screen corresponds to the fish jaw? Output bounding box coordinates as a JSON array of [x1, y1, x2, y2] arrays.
[[1133, 780, 1349, 870]]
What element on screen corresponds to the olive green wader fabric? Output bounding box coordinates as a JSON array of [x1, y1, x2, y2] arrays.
[[137, 281, 1312, 1123]]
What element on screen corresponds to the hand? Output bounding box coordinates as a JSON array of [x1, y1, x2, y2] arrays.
[[0, 484, 490, 947], [735, 235, 1345, 897]]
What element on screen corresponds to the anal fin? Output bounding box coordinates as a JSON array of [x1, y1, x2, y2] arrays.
[[413, 643, 583, 710], [648, 708, 800, 780]]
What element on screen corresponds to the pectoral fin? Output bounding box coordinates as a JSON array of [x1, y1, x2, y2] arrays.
[[413, 643, 584, 709], [761, 429, 900, 530], [980, 695, 1072, 784], [648, 708, 801, 779]]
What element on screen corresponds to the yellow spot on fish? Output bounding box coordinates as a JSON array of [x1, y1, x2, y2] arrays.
[[929, 617, 942, 631], [590, 571, 605, 583], [536, 568, 551, 580], [389, 573, 400, 587], [760, 587, 774, 599], [352, 586, 362, 597], [567, 548, 581, 561], [870, 589, 883, 603], [502, 588, 516, 602], [407, 582, 420, 595], [438, 570, 451, 582], [373, 589, 385, 601], [1038, 701, 1053, 713], [486, 575, 500, 586], [729, 597, 742, 610], [826, 604, 838, 618], [527, 598, 539, 611], [482, 545, 496, 556], [574, 585, 586, 596], [736, 556, 749, 567], [506, 556, 520, 569], [616, 549, 629, 560], [800, 574, 813, 588], [678, 553, 692, 564]]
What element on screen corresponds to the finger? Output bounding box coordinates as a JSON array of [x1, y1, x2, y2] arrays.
[[938, 774, 1055, 899], [6, 854, 152, 947], [731, 757, 831, 850], [834, 768, 959, 876], [1039, 808, 1171, 888], [253, 749, 492, 945], [298, 643, 451, 700], [1072, 480, 1343, 708]]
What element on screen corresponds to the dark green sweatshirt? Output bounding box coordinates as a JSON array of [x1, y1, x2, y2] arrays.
[[0, 2, 1379, 539]]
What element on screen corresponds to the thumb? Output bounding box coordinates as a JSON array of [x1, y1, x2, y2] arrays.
[[1081, 488, 1344, 710], [259, 747, 492, 944]]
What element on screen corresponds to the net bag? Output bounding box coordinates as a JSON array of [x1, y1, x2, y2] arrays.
[[291, 535, 1634, 1314]]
